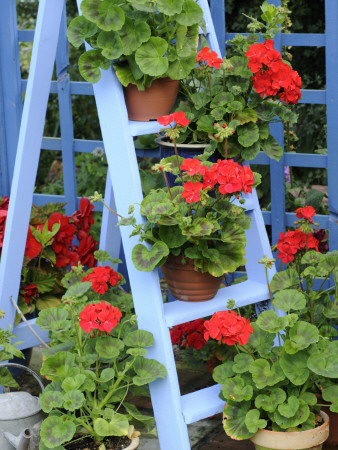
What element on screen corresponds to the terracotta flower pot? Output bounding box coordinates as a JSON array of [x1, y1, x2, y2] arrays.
[[249, 411, 329, 450], [123, 78, 179, 122], [161, 254, 223, 302]]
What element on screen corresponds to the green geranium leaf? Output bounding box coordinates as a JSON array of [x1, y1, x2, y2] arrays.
[[63, 390, 85, 412], [61, 374, 86, 392], [233, 353, 254, 374], [205, 241, 246, 277], [140, 190, 167, 217], [273, 400, 310, 429], [79, 49, 111, 83], [133, 357, 167, 386], [125, 0, 157, 12], [249, 360, 285, 389], [308, 342, 338, 378], [40, 390, 63, 413], [237, 123, 259, 147], [0, 368, 19, 388], [270, 268, 299, 292], [210, 92, 234, 108], [280, 351, 310, 385], [182, 218, 217, 236], [278, 396, 300, 418], [323, 302, 338, 319], [241, 141, 260, 160], [273, 289, 307, 313], [212, 362, 234, 384], [258, 122, 269, 139], [40, 352, 79, 381], [63, 281, 91, 298], [167, 54, 198, 79], [189, 92, 210, 110], [158, 0, 184, 15], [132, 242, 169, 272], [119, 18, 151, 55], [256, 310, 288, 334], [97, 30, 124, 60], [127, 348, 148, 357], [175, 0, 203, 26], [81, 0, 125, 31], [247, 323, 275, 358], [40, 416, 76, 448], [223, 401, 254, 440], [67, 16, 98, 47], [245, 409, 267, 434], [94, 414, 129, 437], [99, 368, 115, 382], [159, 225, 187, 249], [197, 115, 216, 133], [221, 376, 253, 402], [234, 108, 257, 125], [322, 385, 338, 412], [301, 250, 324, 265], [124, 329, 154, 348], [300, 392, 317, 406], [135, 37, 168, 77], [284, 321, 319, 354], [261, 135, 283, 161], [36, 307, 69, 331], [255, 388, 286, 412], [96, 336, 124, 359], [176, 24, 199, 57]]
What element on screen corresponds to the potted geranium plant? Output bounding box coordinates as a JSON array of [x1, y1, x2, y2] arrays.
[[162, 1, 301, 162], [268, 206, 338, 446], [37, 253, 167, 450], [67, 0, 204, 121], [92, 112, 261, 302]]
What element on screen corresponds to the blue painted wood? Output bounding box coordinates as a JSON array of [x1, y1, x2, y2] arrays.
[[225, 32, 326, 47], [0, 73, 10, 197], [0, 0, 23, 192], [0, 0, 64, 335], [210, 1, 225, 56], [56, 4, 77, 215], [325, 0, 338, 252]]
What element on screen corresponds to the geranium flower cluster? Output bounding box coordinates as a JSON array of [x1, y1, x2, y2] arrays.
[[277, 229, 319, 264], [82, 266, 122, 294], [295, 205, 316, 224], [180, 158, 255, 204], [170, 318, 207, 350], [204, 310, 253, 346], [157, 111, 189, 127], [245, 40, 302, 104], [79, 300, 122, 334], [196, 46, 223, 69]]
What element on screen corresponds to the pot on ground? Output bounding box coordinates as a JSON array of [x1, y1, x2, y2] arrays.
[[123, 78, 179, 122], [64, 436, 140, 450], [161, 254, 223, 302], [249, 411, 329, 450]]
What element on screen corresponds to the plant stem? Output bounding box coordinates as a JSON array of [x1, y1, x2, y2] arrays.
[[239, 344, 256, 360], [207, 72, 212, 97], [162, 170, 173, 201], [224, 138, 228, 159], [99, 198, 123, 218]]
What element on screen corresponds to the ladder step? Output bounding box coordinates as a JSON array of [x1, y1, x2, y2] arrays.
[[13, 318, 50, 349], [181, 384, 224, 424], [129, 120, 164, 137], [164, 279, 269, 327]]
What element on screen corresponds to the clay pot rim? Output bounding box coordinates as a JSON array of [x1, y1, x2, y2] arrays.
[[155, 137, 209, 149], [249, 411, 329, 449]]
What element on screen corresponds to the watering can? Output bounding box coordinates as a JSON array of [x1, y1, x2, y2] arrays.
[[0, 362, 45, 449]]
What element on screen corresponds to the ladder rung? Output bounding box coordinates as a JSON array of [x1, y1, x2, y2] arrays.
[[128, 120, 164, 137], [164, 279, 269, 327], [13, 318, 50, 349], [181, 384, 224, 424]]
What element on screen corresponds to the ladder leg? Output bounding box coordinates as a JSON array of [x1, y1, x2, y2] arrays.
[[0, 0, 64, 333]]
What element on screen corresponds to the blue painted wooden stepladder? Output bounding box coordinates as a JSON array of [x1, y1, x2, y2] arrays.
[[0, 1, 277, 448]]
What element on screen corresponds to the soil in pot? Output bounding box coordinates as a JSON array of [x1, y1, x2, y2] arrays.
[[123, 78, 179, 122], [161, 254, 223, 302], [64, 435, 137, 450]]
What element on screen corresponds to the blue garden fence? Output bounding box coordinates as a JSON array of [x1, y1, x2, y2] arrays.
[[0, 0, 336, 250]]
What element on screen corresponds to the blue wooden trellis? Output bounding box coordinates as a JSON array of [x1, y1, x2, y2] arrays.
[[0, 1, 337, 449]]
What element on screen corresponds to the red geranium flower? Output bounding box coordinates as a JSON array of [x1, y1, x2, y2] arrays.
[[21, 284, 38, 305], [25, 226, 42, 260], [157, 114, 174, 126], [187, 332, 206, 350], [181, 181, 204, 203], [75, 230, 98, 268], [79, 301, 122, 334], [277, 228, 319, 263], [172, 111, 189, 127], [197, 46, 223, 69], [204, 310, 253, 346], [71, 197, 94, 232], [295, 206, 316, 223], [82, 266, 122, 294], [180, 158, 206, 176]]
